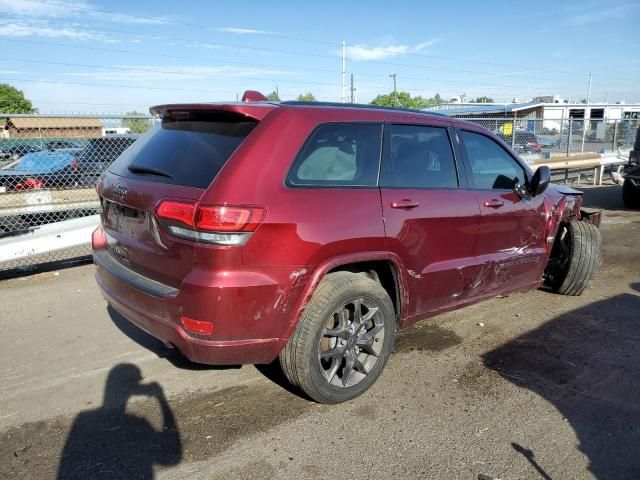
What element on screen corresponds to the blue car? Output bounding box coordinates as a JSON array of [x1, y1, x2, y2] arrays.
[[0, 148, 82, 191]]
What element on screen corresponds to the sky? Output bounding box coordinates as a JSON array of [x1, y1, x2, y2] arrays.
[[0, 0, 638, 113]]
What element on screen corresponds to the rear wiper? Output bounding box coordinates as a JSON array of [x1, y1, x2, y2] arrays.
[[127, 164, 172, 178]]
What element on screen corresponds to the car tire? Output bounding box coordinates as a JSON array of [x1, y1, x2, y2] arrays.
[[279, 271, 395, 404], [546, 220, 601, 296], [622, 178, 640, 209]]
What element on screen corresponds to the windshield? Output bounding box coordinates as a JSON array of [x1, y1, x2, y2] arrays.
[[13, 151, 77, 173]]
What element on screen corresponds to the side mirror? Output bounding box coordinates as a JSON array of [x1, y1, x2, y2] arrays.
[[528, 166, 550, 196]]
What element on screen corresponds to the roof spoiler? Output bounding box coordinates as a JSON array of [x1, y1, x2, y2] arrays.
[[150, 101, 277, 121]]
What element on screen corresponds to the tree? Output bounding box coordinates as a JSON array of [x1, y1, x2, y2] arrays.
[[370, 91, 446, 109], [123, 111, 152, 134], [0, 84, 35, 113], [471, 96, 494, 103], [266, 90, 281, 101], [297, 92, 316, 102]]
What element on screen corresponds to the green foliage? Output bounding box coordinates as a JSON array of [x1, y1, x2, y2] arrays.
[[0, 84, 35, 114], [369, 91, 446, 109], [297, 92, 316, 102], [266, 90, 281, 101], [471, 96, 494, 103], [123, 111, 152, 134]]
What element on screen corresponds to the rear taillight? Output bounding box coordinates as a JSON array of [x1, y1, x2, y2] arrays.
[[155, 200, 264, 245], [71, 160, 80, 170], [156, 201, 196, 226], [195, 205, 264, 232], [14, 178, 45, 190]]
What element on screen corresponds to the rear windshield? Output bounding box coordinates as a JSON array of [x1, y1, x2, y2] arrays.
[[109, 112, 257, 189]]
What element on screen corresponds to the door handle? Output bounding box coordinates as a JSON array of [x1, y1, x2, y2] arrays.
[[483, 199, 505, 208], [391, 199, 420, 209]]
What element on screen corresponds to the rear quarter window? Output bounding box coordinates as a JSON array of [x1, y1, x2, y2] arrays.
[[286, 123, 382, 187], [109, 112, 257, 189]]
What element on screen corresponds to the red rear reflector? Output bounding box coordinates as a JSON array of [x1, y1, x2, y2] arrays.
[[195, 205, 264, 232], [180, 316, 214, 335], [156, 201, 195, 226]]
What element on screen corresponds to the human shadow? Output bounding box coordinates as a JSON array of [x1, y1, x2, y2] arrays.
[[57, 363, 182, 479], [484, 292, 640, 479]]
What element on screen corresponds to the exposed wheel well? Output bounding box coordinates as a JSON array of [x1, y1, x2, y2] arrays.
[[327, 260, 401, 323]]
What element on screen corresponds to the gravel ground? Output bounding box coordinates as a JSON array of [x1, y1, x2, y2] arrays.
[[0, 184, 638, 480]]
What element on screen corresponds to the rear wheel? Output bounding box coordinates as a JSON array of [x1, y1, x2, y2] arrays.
[[280, 272, 395, 404], [622, 178, 640, 209], [544, 220, 601, 296]]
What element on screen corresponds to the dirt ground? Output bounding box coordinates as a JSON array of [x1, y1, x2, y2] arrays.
[[0, 183, 638, 480]]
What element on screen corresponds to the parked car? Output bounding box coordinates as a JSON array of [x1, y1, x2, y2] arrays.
[[496, 129, 542, 153], [92, 95, 601, 403], [0, 148, 82, 191], [536, 135, 557, 149], [0, 144, 41, 160], [74, 136, 138, 187]]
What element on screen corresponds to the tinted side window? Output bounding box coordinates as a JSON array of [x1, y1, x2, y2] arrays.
[[460, 130, 526, 190], [382, 124, 458, 189], [287, 123, 382, 187]]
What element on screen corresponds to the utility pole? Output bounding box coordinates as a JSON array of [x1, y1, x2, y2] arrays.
[[341, 41, 346, 103], [389, 73, 397, 105], [350, 74, 356, 103], [581, 72, 592, 153]]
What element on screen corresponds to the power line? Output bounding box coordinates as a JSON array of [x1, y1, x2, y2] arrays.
[[18, 0, 340, 46], [0, 39, 556, 91], [4, 6, 576, 77], [4, 77, 342, 100], [0, 57, 344, 87], [0, 38, 340, 76]]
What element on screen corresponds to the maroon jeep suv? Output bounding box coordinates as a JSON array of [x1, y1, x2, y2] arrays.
[[93, 95, 601, 403]]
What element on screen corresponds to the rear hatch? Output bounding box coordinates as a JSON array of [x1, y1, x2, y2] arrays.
[[98, 106, 269, 288]]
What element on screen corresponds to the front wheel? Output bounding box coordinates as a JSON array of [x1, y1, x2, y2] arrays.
[[544, 220, 601, 296], [280, 272, 395, 404]]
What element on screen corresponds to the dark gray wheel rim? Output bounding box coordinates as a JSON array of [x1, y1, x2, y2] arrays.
[[317, 297, 386, 388]]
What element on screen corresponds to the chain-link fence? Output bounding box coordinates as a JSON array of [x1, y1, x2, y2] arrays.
[[457, 117, 639, 164], [0, 113, 156, 273], [0, 113, 637, 273]]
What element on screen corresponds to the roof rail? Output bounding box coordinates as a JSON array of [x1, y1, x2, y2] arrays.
[[281, 101, 447, 117]]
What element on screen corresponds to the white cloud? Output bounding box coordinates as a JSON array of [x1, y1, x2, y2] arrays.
[[345, 39, 439, 61], [62, 65, 293, 82], [0, 20, 115, 41], [218, 27, 275, 35], [0, 0, 171, 24]]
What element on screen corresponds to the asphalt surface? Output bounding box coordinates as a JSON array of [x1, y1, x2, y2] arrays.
[[1, 183, 639, 480]]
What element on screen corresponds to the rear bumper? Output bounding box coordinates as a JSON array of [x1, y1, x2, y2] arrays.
[[98, 272, 283, 364], [92, 234, 300, 365]]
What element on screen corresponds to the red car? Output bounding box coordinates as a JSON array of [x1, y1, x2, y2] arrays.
[[93, 93, 601, 403]]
